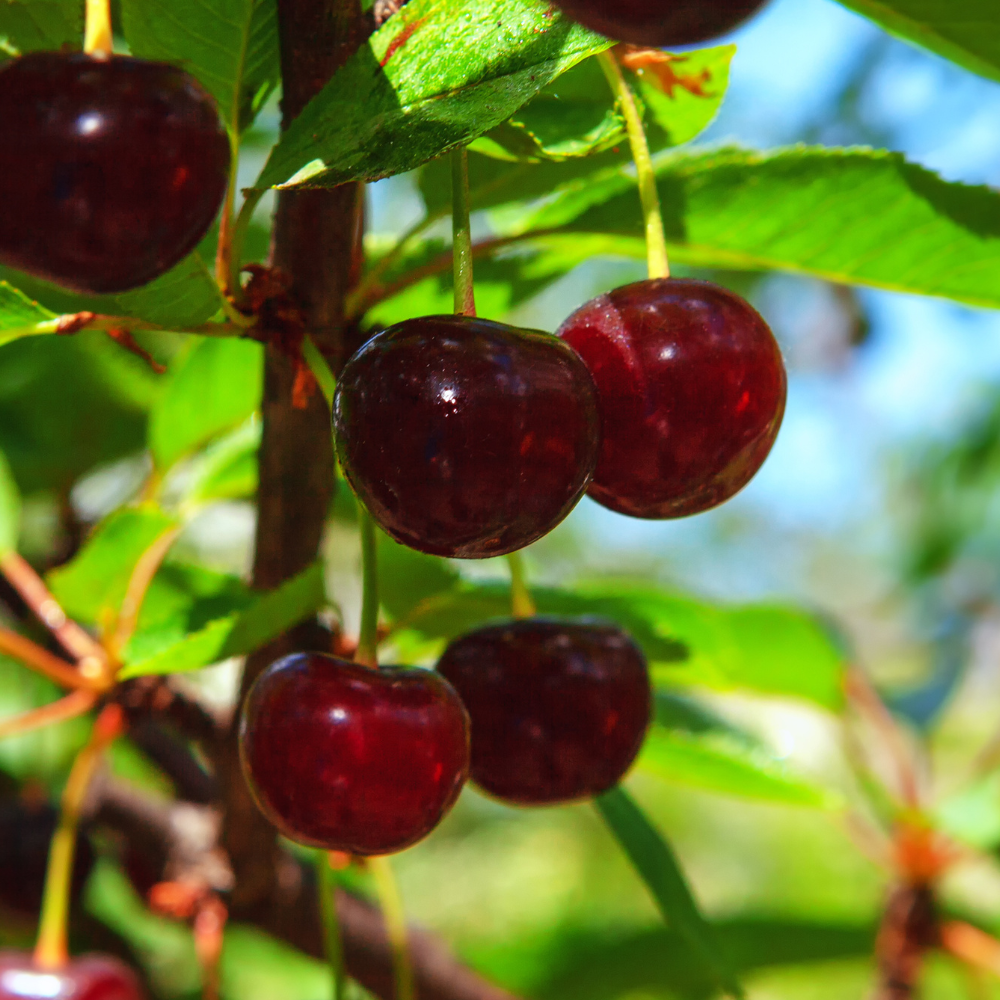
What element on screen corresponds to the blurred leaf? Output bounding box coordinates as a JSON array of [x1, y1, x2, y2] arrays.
[[378, 535, 460, 622], [119, 563, 326, 678], [185, 419, 261, 506], [595, 786, 742, 998], [835, 0, 1000, 83], [0, 447, 20, 555], [934, 772, 1000, 851], [47, 507, 180, 625], [0, 1, 82, 56], [122, 0, 279, 133], [654, 689, 754, 742], [501, 145, 1000, 309], [638, 727, 840, 808], [256, 0, 612, 189], [0, 282, 56, 345], [0, 657, 90, 784], [149, 338, 263, 471]]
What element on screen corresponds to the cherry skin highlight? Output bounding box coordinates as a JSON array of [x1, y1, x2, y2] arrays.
[[334, 315, 600, 558], [0, 52, 230, 294], [239, 654, 470, 854], [558, 278, 786, 519], [552, 0, 768, 46], [437, 619, 651, 804], [0, 952, 144, 1000]]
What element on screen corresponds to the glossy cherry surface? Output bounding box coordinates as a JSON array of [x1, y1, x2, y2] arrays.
[[240, 654, 470, 854], [0, 952, 143, 1000], [334, 315, 600, 558], [553, 0, 768, 46], [0, 52, 230, 294], [558, 278, 786, 519], [437, 619, 651, 804]]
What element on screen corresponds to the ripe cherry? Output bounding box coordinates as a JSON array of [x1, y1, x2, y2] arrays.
[[0, 53, 230, 294], [0, 952, 143, 1000], [552, 0, 768, 46], [437, 619, 651, 804], [558, 278, 786, 519], [239, 654, 470, 854], [334, 315, 600, 558]]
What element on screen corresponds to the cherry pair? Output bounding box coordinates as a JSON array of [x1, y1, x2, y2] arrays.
[[239, 619, 651, 855]]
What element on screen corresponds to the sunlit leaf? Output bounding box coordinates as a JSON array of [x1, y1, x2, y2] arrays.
[[0, 281, 56, 346], [185, 419, 261, 505], [0, 446, 20, 555]]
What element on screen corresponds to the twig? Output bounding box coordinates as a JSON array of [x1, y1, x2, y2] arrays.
[[0, 625, 106, 691], [0, 689, 97, 740], [940, 922, 1000, 978]]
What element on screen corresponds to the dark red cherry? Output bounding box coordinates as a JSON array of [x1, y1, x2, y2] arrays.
[[0, 52, 230, 294], [239, 654, 470, 854], [553, 0, 768, 46], [437, 619, 651, 804], [0, 952, 143, 1000], [558, 278, 786, 519], [333, 315, 600, 558]]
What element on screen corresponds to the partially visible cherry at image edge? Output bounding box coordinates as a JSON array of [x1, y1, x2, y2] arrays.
[[437, 618, 652, 805], [552, 0, 769, 47], [558, 277, 787, 520], [239, 653, 471, 855], [0, 52, 230, 294], [0, 952, 144, 1000], [333, 315, 600, 559]]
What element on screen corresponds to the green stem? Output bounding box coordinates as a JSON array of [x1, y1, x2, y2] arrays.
[[228, 188, 267, 304], [507, 552, 536, 619], [369, 856, 415, 1000], [318, 853, 347, 1000], [35, 705, 123, 969], [355, 508, 379, 669], [597, 50, 669, 280], [451, 146, 476, 317], [304, 334, 337, 410]]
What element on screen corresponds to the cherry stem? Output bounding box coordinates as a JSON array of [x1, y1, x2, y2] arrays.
[[506, 552, 537, 619], [0, 689, 98, 742], [83, 0, 113, 57], [369, 856, 415, 1000], [304, 334, 337, 409], [318, 853, 348, 1000], [451, 146, 476, 317], [597, 50, 669, 281], [35, 704, 124, 969], [0, 626, 105, 692], [215, 133, 242, 301], [355, 507, 380, 669]]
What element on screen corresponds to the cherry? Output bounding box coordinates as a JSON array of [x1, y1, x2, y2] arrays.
[[437, 619, 651, 804], [239, 654, 470, 854], [557, 278, 786, 519], [334, 315, 600, 558], [552, 0, 768, 46], [0, 52, 230, 294], [0, 952, 143, 1000]]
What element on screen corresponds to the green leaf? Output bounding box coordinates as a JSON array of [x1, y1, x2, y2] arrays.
[[47, 507, 180, 625], [501, 145, 1000, 309], [122, 0, 280, 133], [149, 337, 263, 471], [595, 786, 742, 998], [185, 419, 261, 505], [256, 0, 612, 190], [0, 446, 20, 555], [835, 0, 1000, 83], [0, 0, 82, 56], [378, 535, 460, 622], [0, 281, 57, 345], [119, 563, 326, 677], [638, 726, 840, 808]]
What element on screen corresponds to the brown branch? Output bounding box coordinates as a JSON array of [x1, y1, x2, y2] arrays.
[[0, 625, 106, 691], [0, 689, 97, 740], [873, 884, 939, 1000], [116, 676, 223, 749], [127, 719, 218, 805]]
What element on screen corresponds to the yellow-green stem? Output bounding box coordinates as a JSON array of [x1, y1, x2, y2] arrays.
[[597, 50, 669, 280], [355, 508, 379, 669], [318, 854, 347, 1000], [83, 0, 113, 56], [35, 705, 123, 968], [215, 131, 242, 299], [507, 552, 536, 619], [451, 147, 476, 317], [369, 856, 415, 1000], [304, 334, 337, 410]]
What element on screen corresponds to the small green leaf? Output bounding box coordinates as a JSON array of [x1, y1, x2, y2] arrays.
[[256, 0, 612, 190], [0, 281, 57, 345], [0, 1, 82, 57], [835, 0, 1000, 84], [596, 786, 742, 998], [150, 337, 263, 471], [638, 727, 841, 808], [0, 446, 20, 555], [119, 564, 326, 678], [47, 507, 181, 625], [122, 0, 280, 134], [186, 420, 261, 505]]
